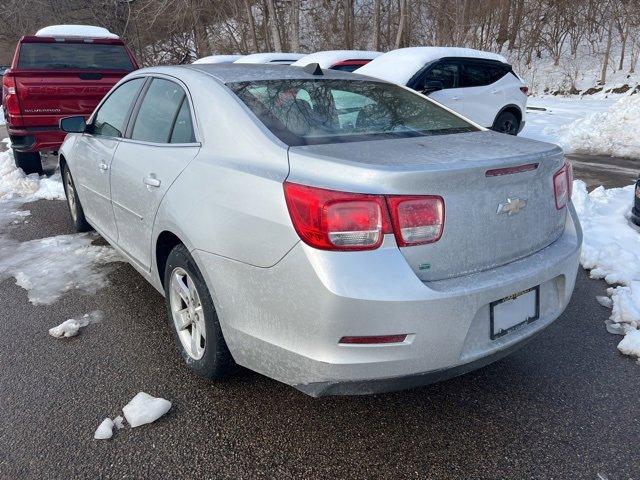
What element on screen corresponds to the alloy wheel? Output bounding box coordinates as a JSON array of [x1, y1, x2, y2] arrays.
[[169, 267, 206, 360]]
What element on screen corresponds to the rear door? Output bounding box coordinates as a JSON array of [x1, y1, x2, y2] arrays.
[[110, 77, 200, 270], [72, 77, 145, 241], [418, 60, 465, 115], [459, 59, 511, 127], [13, 39, 135, 129]]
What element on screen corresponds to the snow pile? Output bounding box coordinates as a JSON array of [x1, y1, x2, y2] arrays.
[[122, 392, 172, 428], [48, 310, 103, 338], [0, 139, 65, 202], [573, 180, 640, 358], [557, 95, 640, 159], [355, 47, 506, 85], [291, 50, 381, 69]]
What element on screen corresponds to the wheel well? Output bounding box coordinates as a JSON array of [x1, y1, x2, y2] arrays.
[[156, 231, 184, 287], [497, 105, 522, 124], [58, 154, 67, 172]]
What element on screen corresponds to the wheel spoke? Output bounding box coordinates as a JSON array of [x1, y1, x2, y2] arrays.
[[190, 325, 200, 354], [172, 275, 190, 304], [187, 276, 197, 302], [175, 308, 192, 330]]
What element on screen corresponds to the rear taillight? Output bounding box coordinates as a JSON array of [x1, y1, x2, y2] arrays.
[[553, 161, 573, 209], [520, 86, 529, 96], [2, 73, 20, 116], [283, 182, 445, 251], [386, 196, 444, 246]]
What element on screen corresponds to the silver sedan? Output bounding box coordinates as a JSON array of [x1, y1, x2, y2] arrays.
[[58, 64, 581, 397]]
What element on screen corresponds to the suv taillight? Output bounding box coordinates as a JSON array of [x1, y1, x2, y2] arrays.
[[283, 182, 445, 251], [520, 86, 529, 96], [553, 161, 573, 209], [2, 73, 20, 117]]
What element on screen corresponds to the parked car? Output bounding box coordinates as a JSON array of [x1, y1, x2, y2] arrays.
[[58, 63, 580, 397], [355, 47, 529, 135], [631, 177, 640, 227], [2, 25, 138, 174], [291, 50, 381, 72], [234, 53, 304, 65], [193, 54, 243, 64]]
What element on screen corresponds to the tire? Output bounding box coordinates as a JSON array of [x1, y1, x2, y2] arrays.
[[61, 165, 92, 232], [163, 244, 235, 379], [491, 111, 520, 136], [14, 151, 43, 175]]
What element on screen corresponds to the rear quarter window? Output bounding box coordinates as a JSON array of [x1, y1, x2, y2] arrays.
[[461, 61, 510, 88], [18, 42, 133, 71]]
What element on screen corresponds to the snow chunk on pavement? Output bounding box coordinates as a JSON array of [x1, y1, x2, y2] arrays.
[[596, 296, 613, 308], [49, 311, 103, 338], [558, 95, 640, 159], [573, 180, 640, 359], [113, 415, 125, 429], [122, 392, 172, 428], [94, 418, 114, 440], [0, 139, 65, 202]]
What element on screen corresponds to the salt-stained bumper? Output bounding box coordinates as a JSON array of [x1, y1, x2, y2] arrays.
[[193, 204, 582, 397]]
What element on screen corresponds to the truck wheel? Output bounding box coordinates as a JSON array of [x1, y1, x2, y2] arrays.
[[13, 151, 43, 175], [164, 244, 236, 380], [62, 165, 92, 232]]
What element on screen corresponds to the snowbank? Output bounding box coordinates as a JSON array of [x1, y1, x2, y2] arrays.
[[557, 95, 640, 159], [355, 47, 507, 85], [573, 180, 640, 358], [291, 50, 381, 69]]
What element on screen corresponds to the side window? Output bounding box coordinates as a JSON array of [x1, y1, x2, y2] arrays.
[[423, 62, 459, 89], [170, 98, 196, 143], [131, 78, 187, 143], [92, 78, 144, 137], [460, 62, 507, 88]]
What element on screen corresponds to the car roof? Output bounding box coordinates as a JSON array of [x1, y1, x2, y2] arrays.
[[291, 50, 382, 68], [179, 63, 384, 84]]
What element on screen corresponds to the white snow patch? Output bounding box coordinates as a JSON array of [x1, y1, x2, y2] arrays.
[[573, 180, 640, 358], [122, 392, 172, 428], [193, 54, 243, 64], [0, 139, 65, 202], [557, 95, 640, 159], [94, 418, 114, 440], [36, 25, 118, 39], [355, 47, 506, 85], [291, 50, 381, 69], [48, 310, 103, 338], [234, 53, 304, 64]]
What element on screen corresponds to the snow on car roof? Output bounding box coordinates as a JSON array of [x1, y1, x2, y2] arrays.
[[291, 50, 382, 69], [35, 25, 119, 39], [355, 47, 508, 85], [234, 53, 305, 65], [193, 55, 244, 64]]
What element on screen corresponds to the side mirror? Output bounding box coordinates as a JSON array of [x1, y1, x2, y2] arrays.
[[422, 80, 444, 94], [59, 116, 87, 133]]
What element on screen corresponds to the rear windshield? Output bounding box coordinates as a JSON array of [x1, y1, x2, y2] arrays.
[[18, 43, 134, 71], [229, 79, 477, 146]]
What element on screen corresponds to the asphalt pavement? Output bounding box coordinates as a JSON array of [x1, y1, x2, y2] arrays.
[[1, 126, 640, 479]]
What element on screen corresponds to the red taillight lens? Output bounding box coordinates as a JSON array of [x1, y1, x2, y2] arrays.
[[2, 73, 20, 117], [553, 161, 573, 209], [387, 196, 444, 246], [283, 182, 391, 251], [283, 182, 446, 251], [520, 86, 529, 96]]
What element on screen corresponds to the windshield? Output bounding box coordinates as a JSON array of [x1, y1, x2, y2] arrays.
[[18, 43, 134, 71], [229, 79, 477, 146]]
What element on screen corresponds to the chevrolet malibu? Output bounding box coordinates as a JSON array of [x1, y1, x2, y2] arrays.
[[58, 64, 582, 397]]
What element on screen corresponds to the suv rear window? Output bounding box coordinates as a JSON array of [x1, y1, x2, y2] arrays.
[[18, 43, 134, 71]]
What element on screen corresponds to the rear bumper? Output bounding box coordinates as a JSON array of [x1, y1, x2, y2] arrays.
[[7, 127, 66, 153], [194, 204, 582, 397]]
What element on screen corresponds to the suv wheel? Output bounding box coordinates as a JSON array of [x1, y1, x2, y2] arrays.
[[13, 151, 43, 175], [164, 244, 236, 379], [492, 111, 520, 136], [62, 165, 92, 232]]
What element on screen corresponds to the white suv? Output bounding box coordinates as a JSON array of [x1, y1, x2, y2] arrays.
[[355, 47, 528, 135]]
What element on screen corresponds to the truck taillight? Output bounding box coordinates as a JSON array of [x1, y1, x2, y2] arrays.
[[553, 161, 573, 210], [2, 73, 20, 117], [283, 182, 445, 251]]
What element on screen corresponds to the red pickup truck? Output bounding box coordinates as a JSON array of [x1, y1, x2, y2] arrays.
[[2, 27, 138, 174]]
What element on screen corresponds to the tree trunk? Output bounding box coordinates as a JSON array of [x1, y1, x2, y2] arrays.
[[600, 19, 614, 84], [496, 0, 511, 50], [394, 0, 407, 49], [508, 0, 524, 51], [372, 0, 381, 51], [244, 0, 260, 53], [619, 31, 628, 71], [290, 0, 300, 52], [344, 0, 354, 49], [265, 0, 282, 51]]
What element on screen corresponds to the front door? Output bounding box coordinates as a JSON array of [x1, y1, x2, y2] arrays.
[[110, 77, 199, 270], [422, 60, 465, 116]]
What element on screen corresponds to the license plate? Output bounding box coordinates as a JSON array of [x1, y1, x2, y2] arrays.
[[490, 286, 540, 340]]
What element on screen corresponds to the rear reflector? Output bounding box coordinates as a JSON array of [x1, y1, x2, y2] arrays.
[[339, 335, 407, 344], [485, 163, 538, 177]]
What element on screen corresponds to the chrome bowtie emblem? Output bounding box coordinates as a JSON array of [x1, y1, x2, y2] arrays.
[[497, 197, 527, 215]]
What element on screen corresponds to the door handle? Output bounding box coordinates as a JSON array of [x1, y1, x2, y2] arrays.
[[451, 96, 461, 100], [99, 162, 109, 171], [144, 175, 161, 188], [490, 90, 501, 94]]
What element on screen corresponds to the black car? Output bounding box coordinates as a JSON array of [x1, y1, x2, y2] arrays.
[[632, 177, 640, 226]]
